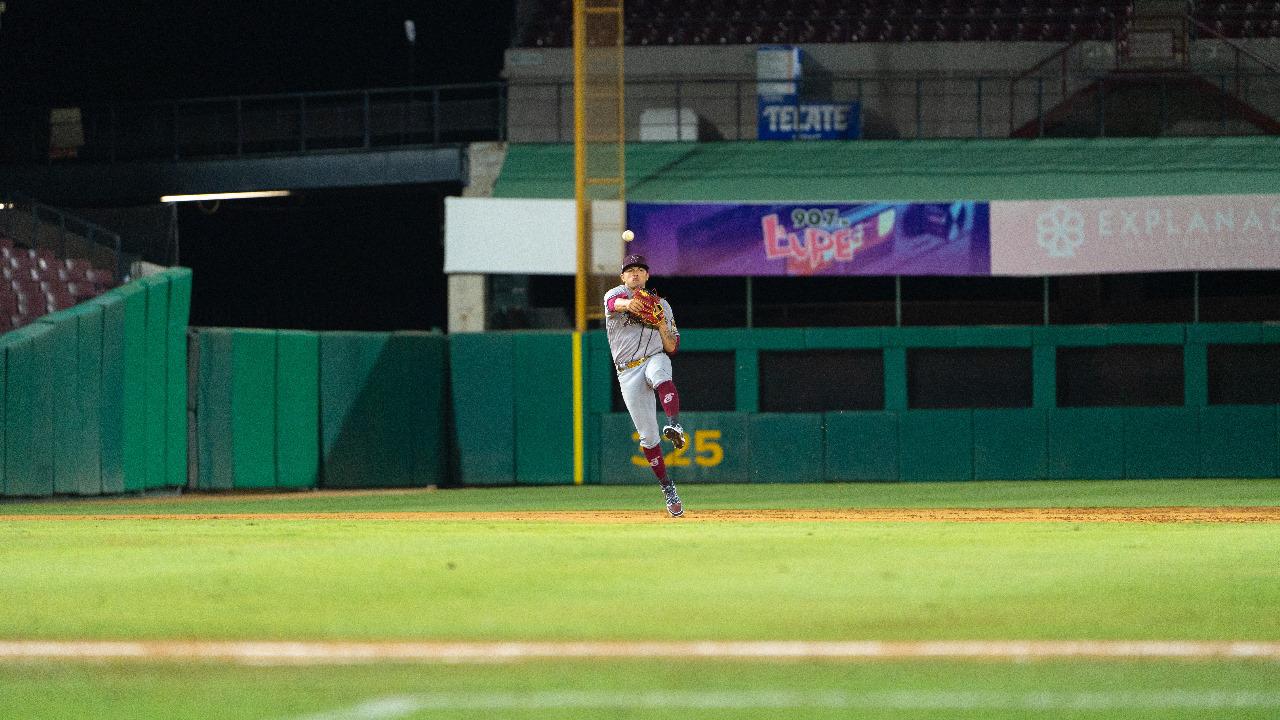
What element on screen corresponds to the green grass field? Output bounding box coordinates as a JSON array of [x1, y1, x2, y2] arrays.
[[2, 480, 1279, 719]]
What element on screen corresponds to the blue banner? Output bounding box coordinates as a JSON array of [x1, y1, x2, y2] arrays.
[[758, 97, 861, 140]]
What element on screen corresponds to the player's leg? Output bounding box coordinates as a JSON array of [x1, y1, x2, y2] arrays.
[[645, 354, 686, 449], [619, 366, 683, 517]]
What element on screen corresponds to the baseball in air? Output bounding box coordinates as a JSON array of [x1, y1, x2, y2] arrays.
[[622, 229, 635, 241]]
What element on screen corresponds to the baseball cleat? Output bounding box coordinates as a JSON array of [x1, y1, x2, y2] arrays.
[[662, 423, 686, 450], [662, 482, 683, 517]]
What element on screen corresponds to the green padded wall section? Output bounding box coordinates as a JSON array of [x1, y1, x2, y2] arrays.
[[276, 331, 319, 489], [513, 333, 572, 485], [973, 409, 1048, 480], [1048, 408, 1125, 480], [449, 333, 515, 485], [749, 413, 822, 483], [493, 138, 1280, 202], [142, 275, 170, 489], [6, 274, 186, 499], [93, 291, 125, 494], [197, 329, 235, 490], [597, 413, 645, 485], [824, 412, 898, 482], [116, 282, 148, 492], [31, 321, 57, 496], [1032, 345, 1056, 409], [39, 314, 78, 495], [195, 329, 446, 490], [320, 332, 388, 488], [1199, 406, 1278, 478], [230, 329, 277, 489], [166, 268, 193, 488], [320, 332, 443, 488], [899, 410, 973, 481], [404, 332, 448, 488], [2, 328, 31, 496], [678, 412, 747, 484], [598, 412, 748, 485], [0, 331, 5, 494], [73, 304, 105, 495], [1123, 408, 1199, 479], [583, 331, 614, 485], [3, 325, 55, 496]]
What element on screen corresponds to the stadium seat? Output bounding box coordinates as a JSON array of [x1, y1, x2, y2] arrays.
[[44, 286, 76, 312], [519, 0, 1149, 45], [11, 278, 42, 299], [59, 264, 91, 283], [67, 281, 98, 301], [10, 266, 41, 283], [86, 267, 116, 290], [28, 247, 58, 270], [14, 294, 39, 318]]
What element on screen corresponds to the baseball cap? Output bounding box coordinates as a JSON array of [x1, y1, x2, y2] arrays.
[[621, 254, 649, 274]]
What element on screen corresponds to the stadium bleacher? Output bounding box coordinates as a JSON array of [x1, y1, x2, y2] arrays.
[[0, 234, 116, 332], [520, 0, 1280, 46]]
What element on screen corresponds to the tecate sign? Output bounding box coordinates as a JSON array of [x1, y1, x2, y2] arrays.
[[758, 99, 861, 140]]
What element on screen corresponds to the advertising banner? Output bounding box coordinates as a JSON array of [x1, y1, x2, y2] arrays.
[[626, 202, 990, 276], [757, 98, 861, 140], [990, 194, 1280, 275]]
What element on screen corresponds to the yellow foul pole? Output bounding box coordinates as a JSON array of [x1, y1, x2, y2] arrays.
[[571, 0, 588, 485], [572, 0, 625, 486]]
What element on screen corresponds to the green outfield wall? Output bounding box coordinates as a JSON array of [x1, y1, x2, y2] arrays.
[[451, 325, 1280, 486], [7, 293, 1279, 495], [194, 329, 447, 490], [0, 268, 192, 498]]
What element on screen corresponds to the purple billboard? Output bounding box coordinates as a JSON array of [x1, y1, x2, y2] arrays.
[[626, 202, 991, 276]]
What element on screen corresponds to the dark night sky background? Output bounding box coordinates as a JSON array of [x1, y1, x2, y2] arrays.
[[0, 1, 518, 332], [0, 1, 517, 103]]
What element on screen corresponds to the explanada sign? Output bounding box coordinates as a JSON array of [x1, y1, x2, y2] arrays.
[[991, 194, 1280, 274]]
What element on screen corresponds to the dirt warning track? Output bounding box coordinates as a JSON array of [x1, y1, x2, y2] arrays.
[[3, 507, 1279, 522]]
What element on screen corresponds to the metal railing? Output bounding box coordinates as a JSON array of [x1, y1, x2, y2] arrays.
[[0, 192, 130, 281], [0, 83, 507, 164], [507, 69, 1280, 141]]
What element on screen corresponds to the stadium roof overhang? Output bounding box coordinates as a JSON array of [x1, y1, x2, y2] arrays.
[[5, 146, 465, 205]]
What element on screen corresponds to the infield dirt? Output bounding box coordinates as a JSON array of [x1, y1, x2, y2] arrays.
[[4, 507, 1278, 522]]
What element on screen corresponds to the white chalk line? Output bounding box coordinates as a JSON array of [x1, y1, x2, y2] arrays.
[[283, 690, 1280, 719], [2, 640, 1280, 665]]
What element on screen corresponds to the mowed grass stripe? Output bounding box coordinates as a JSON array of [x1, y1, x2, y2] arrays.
[[4, 640, 1280, 664], [3, 657, 1278, 720], [2, 518, 1279, 641], [281, 689, 1280, 717]]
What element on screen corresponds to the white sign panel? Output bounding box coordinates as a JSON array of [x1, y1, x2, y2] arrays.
[[991, 194, 1280, 275]]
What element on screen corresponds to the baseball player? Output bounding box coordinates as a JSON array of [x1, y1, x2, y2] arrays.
[[604, 253, 686, 517]]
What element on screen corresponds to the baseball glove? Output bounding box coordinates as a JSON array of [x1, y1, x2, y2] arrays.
[[627, 288, 665, 326]]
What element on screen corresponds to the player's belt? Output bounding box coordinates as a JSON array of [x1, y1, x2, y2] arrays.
[[615, 355, 652, 373]]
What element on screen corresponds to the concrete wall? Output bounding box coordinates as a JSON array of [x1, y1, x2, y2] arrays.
[[504, 40, 1280, 141]]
